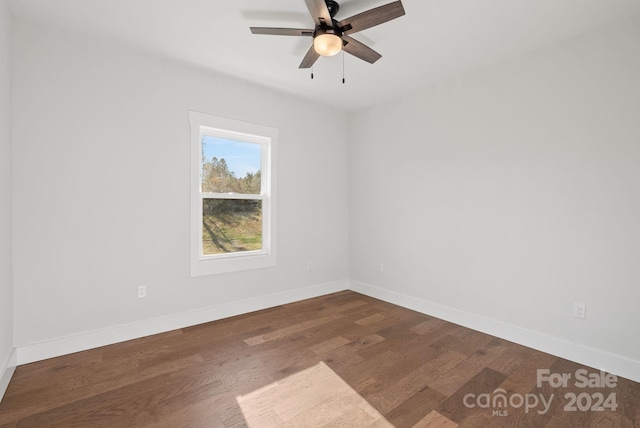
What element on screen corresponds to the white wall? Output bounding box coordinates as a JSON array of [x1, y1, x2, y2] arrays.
[[349, 15, 640, 374], [0, 0, 15, 397], [12, 19, 349, 350]]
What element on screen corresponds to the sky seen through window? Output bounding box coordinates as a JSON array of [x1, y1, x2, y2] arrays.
[[202, 135, 261, 179]]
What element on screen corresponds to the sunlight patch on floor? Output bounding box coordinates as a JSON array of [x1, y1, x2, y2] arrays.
[[236, 361, 394, 427]]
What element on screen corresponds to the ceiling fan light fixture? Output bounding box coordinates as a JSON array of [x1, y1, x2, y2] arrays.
[[250, 0, 406, 68], [313, 32, 342, 56]]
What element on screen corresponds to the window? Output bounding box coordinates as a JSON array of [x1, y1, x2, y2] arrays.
[[189, 111, 277, 276]]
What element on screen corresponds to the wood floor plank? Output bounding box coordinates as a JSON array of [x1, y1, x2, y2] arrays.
[[412, 410, 459, 428], [428, 339, 510, 397], [497, 348, 558, 396], [385, 385, 446, 427], [447, 328, 497, 356], [364, 349, 458, 414], [244, 313, 344, 346], [1, 291, 638, 428], [485, 342, 532, 376], [409, 317, 443, 335], [439, 367, 507, 423], [309, 336, 350, 354], [355, 313, 387, 326]]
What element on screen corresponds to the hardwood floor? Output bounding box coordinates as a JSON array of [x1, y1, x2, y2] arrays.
[[0, 291, 638, 427]]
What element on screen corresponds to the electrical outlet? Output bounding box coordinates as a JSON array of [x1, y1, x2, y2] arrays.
[[138, 285, 146, 298], [378, 263, 384, 273], [307, 262, 313, 272], [573, 302, 585, 319]]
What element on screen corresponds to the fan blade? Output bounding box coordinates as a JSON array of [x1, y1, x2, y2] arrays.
[[250, 27, 314, 37], [305, 0, 333, 26], [338, 1, 405, 35], [299, 45, 320, 68], [342, 36, 382, 64]]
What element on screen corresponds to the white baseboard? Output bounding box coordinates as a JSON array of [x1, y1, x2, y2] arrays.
[[0, 348, 17, 403], [17, 280, 349, 366], [14, 279, 640, 385], [349, 280, 640, 384]]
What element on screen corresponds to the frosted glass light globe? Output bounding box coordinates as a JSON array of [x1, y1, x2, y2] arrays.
[[314, 33, 342, 56]]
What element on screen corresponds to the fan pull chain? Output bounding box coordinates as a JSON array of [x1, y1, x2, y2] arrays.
[[342, 51, 346, 84], [311, 66, 314, 80]]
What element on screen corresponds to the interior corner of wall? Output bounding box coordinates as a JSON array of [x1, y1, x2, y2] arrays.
[[0, 347, 17, 403]]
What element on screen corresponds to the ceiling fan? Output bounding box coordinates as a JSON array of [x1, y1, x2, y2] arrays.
[[250, 0, 405, 68]]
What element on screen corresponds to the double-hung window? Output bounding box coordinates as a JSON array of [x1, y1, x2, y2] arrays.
[[189, 111, 277, 276]]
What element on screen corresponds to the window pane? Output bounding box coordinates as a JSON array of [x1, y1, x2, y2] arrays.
[[201, 136, 261, 194], [202, 199, 262, 255]]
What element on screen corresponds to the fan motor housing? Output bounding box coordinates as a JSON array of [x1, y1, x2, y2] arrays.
[[314, 25, 342, 39], [326, 0, 340, 18]]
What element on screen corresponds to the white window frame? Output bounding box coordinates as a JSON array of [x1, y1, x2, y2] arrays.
[[189, 111, 277, 276]]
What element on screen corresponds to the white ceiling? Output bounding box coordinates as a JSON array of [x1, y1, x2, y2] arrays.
[[7, 0, 640, 111]]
